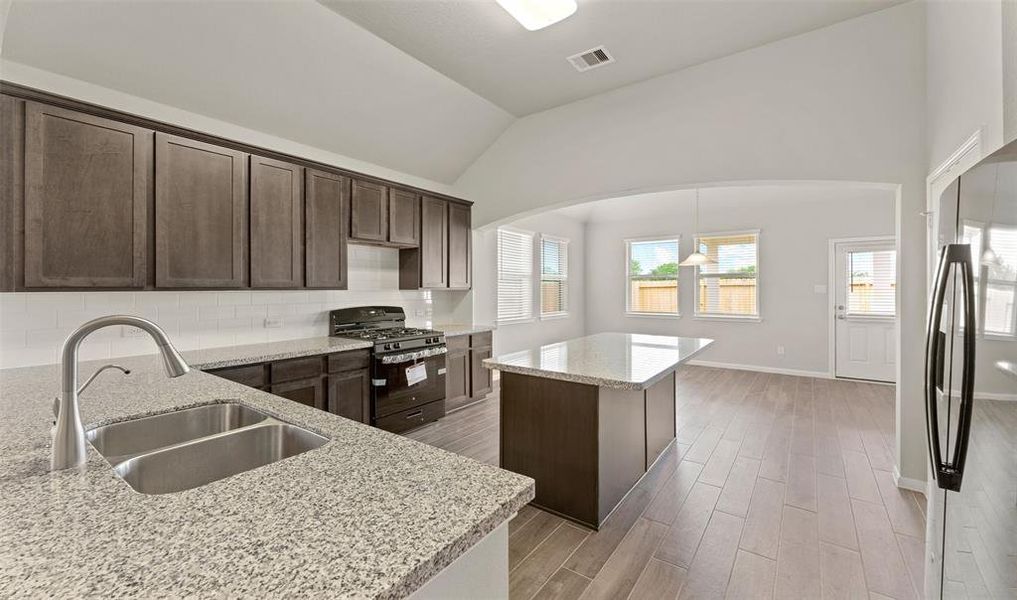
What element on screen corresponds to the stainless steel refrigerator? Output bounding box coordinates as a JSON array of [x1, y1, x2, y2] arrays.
[[926, 139, 1017, 599]]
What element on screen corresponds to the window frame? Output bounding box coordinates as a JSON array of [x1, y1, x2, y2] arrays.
[[624, 235, 682, 318], [692, 229, 761, 322], [966, 220, 1017, 339], [539, 234, 570, 320], [496, 226, 536, 325]]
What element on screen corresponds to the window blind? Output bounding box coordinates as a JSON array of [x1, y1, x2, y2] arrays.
[[540, 236, 568, 316], [626, 239, 679, 314], [497, 228, 534, 323], [696, 233, 759, 317], [846, 249, 896, 317], [984, 225, 1017, 335]]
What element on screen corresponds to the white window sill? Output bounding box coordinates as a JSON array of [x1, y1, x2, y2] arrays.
[[497, 318, 535, 326], [625, 312, 681, 319], [540, 312, 570, 321], [693, 314, 762, 323]]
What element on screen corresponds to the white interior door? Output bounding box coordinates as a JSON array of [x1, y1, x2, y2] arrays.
[[833, 240, 897, 382]]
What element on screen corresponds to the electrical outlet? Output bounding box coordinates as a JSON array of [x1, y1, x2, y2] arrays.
[[813, 284, 827, 294], [263, 318, 283, 329], [415, 309, 424, 317], [122, 326, 147, 338], [777, 345, 785, 356]]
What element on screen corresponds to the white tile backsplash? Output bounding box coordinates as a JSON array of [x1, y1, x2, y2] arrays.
[[0, 246, 463, 369]]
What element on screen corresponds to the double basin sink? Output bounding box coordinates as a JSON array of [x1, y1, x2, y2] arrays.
[[87, 403, 328, 495]]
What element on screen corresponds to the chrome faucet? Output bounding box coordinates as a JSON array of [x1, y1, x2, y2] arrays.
[[52, 315, 190, 471]]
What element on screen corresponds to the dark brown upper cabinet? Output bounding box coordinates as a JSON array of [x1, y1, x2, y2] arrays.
[[419, 196, 449, 289], [23, 102, 152, 288], [250, 156, 303, 288], [387, 188, 420, 246], [305, 169, 349, 289], [155, 133, 247, 288], [350, 179, 388, 243], [448, 202, 471, 290]]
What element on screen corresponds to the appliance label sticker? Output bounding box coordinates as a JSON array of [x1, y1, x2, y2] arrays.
[[406, 363, 427, 386]]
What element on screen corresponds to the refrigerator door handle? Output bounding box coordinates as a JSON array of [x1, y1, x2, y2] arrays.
[[924, 243, 976, 492]]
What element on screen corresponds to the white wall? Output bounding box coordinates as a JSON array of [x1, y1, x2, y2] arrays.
[[926, 0, 1005, 169], [0, 246, 462, 369], [457, 2, 929, 484], [475, 213, 586, 357], [581, 185, 895, 375]]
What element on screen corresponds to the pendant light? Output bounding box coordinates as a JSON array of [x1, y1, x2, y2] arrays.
[[679, 188, 716, 267], [981, 166, 1001, 266]]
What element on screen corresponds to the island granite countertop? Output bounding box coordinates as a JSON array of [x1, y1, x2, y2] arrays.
[[484, 332, 713, 390], [0, 344, 533, 598]]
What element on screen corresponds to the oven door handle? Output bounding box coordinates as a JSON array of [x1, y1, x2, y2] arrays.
[[379, 346, 447, 365]]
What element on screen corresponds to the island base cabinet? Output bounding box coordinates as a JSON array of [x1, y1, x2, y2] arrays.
[[499, 370, 676, 530]]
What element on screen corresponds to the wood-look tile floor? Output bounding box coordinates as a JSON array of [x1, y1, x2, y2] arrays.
[[406, 366, 927, 600]]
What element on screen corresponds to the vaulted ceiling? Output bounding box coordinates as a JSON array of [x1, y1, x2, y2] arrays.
[[0, 0, 513, 184], [323, 0, 907, 116]]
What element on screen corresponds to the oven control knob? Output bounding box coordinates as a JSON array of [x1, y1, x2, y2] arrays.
[[393, 342, 402, 349], [383, 343, 391, 350]]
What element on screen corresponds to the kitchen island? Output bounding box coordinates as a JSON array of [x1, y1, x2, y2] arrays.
[[484, 333, 712, 529], [0, 339, 532, 599]]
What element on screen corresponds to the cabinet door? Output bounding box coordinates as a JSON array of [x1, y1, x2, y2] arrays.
[[469, 346, 492, 399], [155, 133, 247, 288], [250, 156, 303, 288], [388, 188, 420, 246], [350, 179, 387, 242], [420, 196, 448, 288], [644, 371, 676, 469], [445, 350, 471, 412], [448, 202, 471, 289], [271, 376, 326, 410], [305, 169, 349, 289], [24, 102, 151, 288], [327, 368, 371, 423]]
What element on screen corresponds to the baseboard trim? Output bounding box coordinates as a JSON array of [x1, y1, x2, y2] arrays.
[[893, 466, 926, 494], [685, 359, 832, 379]]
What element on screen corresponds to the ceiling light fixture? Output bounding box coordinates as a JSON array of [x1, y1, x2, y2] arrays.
[[495, 0, 577, 31], [679, 188, 717, 267]]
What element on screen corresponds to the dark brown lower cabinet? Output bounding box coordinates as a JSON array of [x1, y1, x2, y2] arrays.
[[270, 376, 326, 411], [445, 349, 470, 412], [204, 350, 370, 424], [469, 331, 493, 400], [327, 368, 370, 423], [499, 369, 677, 530]]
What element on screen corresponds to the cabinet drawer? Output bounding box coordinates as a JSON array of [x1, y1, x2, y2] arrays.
[[470, 331, 492, 349], [327, 349, 371, 373], [446, 334, 469, 353], [208, 364, 266, 388], [374, 399, 445, 434], [270, 356, 323, 383]]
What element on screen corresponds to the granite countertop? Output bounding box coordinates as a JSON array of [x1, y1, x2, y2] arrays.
[[484, 332, 713, 390], [181, 336, 373, 370], [425, 323, 496, 337], [0, 345, 533, 598], [996, 360, 1017, 380]]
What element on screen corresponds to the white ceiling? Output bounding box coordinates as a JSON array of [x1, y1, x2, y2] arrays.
[[554, 184, 897, 223], [323, 0, 906, 116], [1, 0, 513, 184]]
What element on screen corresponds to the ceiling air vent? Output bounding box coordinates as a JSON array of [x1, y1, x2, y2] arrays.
[[567, 46, 614, 72]]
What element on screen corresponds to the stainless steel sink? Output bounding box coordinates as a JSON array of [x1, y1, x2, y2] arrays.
[[86, 403, 328, 494], [87, 403, 270, 464], [114, 423, 328, 494]]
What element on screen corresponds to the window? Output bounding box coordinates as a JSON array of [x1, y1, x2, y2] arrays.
[[845, 248, 896, 317], [497, 228, 534, 323], [695, 232, 759, 318], [965, 221, 1017, 336], [626, 238, 680, 315], [540, 236, 569, 317]]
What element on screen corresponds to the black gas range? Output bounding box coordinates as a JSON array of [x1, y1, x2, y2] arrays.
[[329, 306, 446, 433]]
